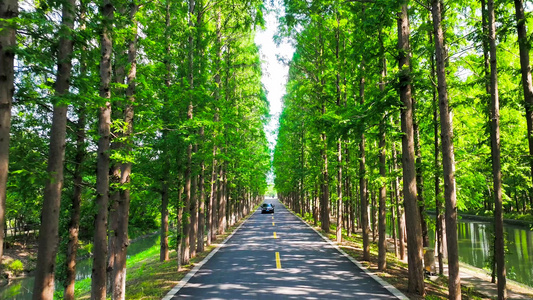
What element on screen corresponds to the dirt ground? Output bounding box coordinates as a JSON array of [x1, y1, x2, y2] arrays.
[[1, 235, 38, 283]]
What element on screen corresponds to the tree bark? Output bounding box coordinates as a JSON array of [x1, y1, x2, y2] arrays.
[[488, 0, 506, 297], [112, 3, 137, 299], [392, 134, 405, 260], [398, 3, 425, 295], [359, 61, 370, 261], [0, 0, 17, 268], [64, 104, 86, 300], [431, 0, 461, 297], [91, 0, 113, 298], [33, 0, 76, 297], [197, 128, 206, 253], [160, 0, 171, 263], [514, 0, 533, 192], [378, 48, 387, 271]]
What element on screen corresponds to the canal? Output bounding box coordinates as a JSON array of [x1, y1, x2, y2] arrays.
[[427, 217, 533, 287]]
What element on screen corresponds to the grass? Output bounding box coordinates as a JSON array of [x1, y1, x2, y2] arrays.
[[72, 217, 251, 299]]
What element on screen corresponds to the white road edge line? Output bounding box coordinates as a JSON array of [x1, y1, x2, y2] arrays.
[[162, 209, 257, 300], [284, 203, 409, 300]]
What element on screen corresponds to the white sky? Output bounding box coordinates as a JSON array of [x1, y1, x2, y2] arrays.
[[255, 2, 295, 150]]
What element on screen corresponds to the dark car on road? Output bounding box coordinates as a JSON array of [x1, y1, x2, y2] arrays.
[[261, 203, 275, 214]]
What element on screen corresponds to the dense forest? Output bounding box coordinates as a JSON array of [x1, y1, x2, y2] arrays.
[[273, 0, 532, 299], [0, 0, 270, 298]]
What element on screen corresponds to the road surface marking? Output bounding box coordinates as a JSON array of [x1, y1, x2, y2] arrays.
[[272, 222, 275, 226], [273, 232, 277, 239], [275, 252, 281, 269], [272, 216, 274, 219]]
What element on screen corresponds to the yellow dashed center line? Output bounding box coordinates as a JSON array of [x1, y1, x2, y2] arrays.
[[272, 216, 274, 219], [272, 222, 275, 226], [275, 252, 281, 269], [273, 232, 277, 239]]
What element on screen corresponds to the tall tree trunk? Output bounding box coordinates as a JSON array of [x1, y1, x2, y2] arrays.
[[378, 46, 387, 271], [359, 61, 370, 261], [64, 104, 86, 300], [488, 0, 506, 297], [92, 0, 113, 298], [413, 99, 428, 248], [33, 1, 76, 297], [431, 0, 461, 297], [0, 0, 17, 268], [181, 0, 195, 266], [160, 0, 172, 263], [392, 135, 405, 260], [514, 0, 533, 192], [207, 9, 221, 246], [398, 3, 425, 295], [335, 16, 343, 242], [181, 106, 193, 265], [112, 3, 137, 299], [197, 128, 206, 253], [208, 147, 217, 245], [218, 164, 226, 234], [189, 143, 198, 258], [176, 183, 183, 270]]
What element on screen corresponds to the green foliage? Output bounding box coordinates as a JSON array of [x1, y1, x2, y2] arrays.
[[7, 260, 24, 276]]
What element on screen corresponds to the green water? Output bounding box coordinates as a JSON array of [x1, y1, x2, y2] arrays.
[[426, 218, 533, 287]]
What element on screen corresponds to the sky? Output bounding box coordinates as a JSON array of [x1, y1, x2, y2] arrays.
[[254, 2, 295, 151]]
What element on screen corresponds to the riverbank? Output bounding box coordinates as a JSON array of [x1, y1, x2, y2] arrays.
[[427, 210, 533, 227]]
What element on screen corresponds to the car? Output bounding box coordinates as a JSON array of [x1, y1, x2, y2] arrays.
[[261, 203, 275, 214]]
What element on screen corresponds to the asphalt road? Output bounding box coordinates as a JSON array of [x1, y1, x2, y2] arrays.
[[170, 197, 400, 299]]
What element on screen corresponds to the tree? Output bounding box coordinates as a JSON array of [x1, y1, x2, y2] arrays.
[[91, 0, 114, 297], [0, 0, 17, 267], [488, 0, 506, 297], [397, 1, 425, 295], [32, 0, 76, 297], [431, 0, 461, 297]]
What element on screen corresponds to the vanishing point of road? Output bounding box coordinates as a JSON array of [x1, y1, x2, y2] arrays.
[[167, 198, 404, 299]]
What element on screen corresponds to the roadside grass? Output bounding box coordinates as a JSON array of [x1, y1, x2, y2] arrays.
[[293, 211, 488, 300], [72, 214, 253, 299]]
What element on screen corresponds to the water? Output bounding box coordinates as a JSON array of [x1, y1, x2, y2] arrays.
[[427, 218, 533, 287], [0, 234, 160, 299]]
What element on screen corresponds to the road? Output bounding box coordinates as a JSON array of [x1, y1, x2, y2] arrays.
[[169, 197, 401, 299]]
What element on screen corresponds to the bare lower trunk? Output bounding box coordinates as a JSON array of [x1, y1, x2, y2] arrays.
[[429, 26, 444, 276], [160, 179, 169, 261], [64, 104, 86, 300], [488, 0, 506, 297], [33, 1, 75, 297], [378, 116, 387, 270], [197, 129, 206, 253], [514, 0, 533, 197], [0, 0, 17, 268], [181, 107, 193, 265], [208, 149, 217, 244], [359, 69, 370, 261], [112, 5, 137, 299], [91, 1, 113, 298], [392, 137, 405, 260], [218, 164, 226, 234], [398, 3, 425, 295], [189, 143, 198, 258], [432, 0, 460, 297], [160, 0, 171, 263]]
